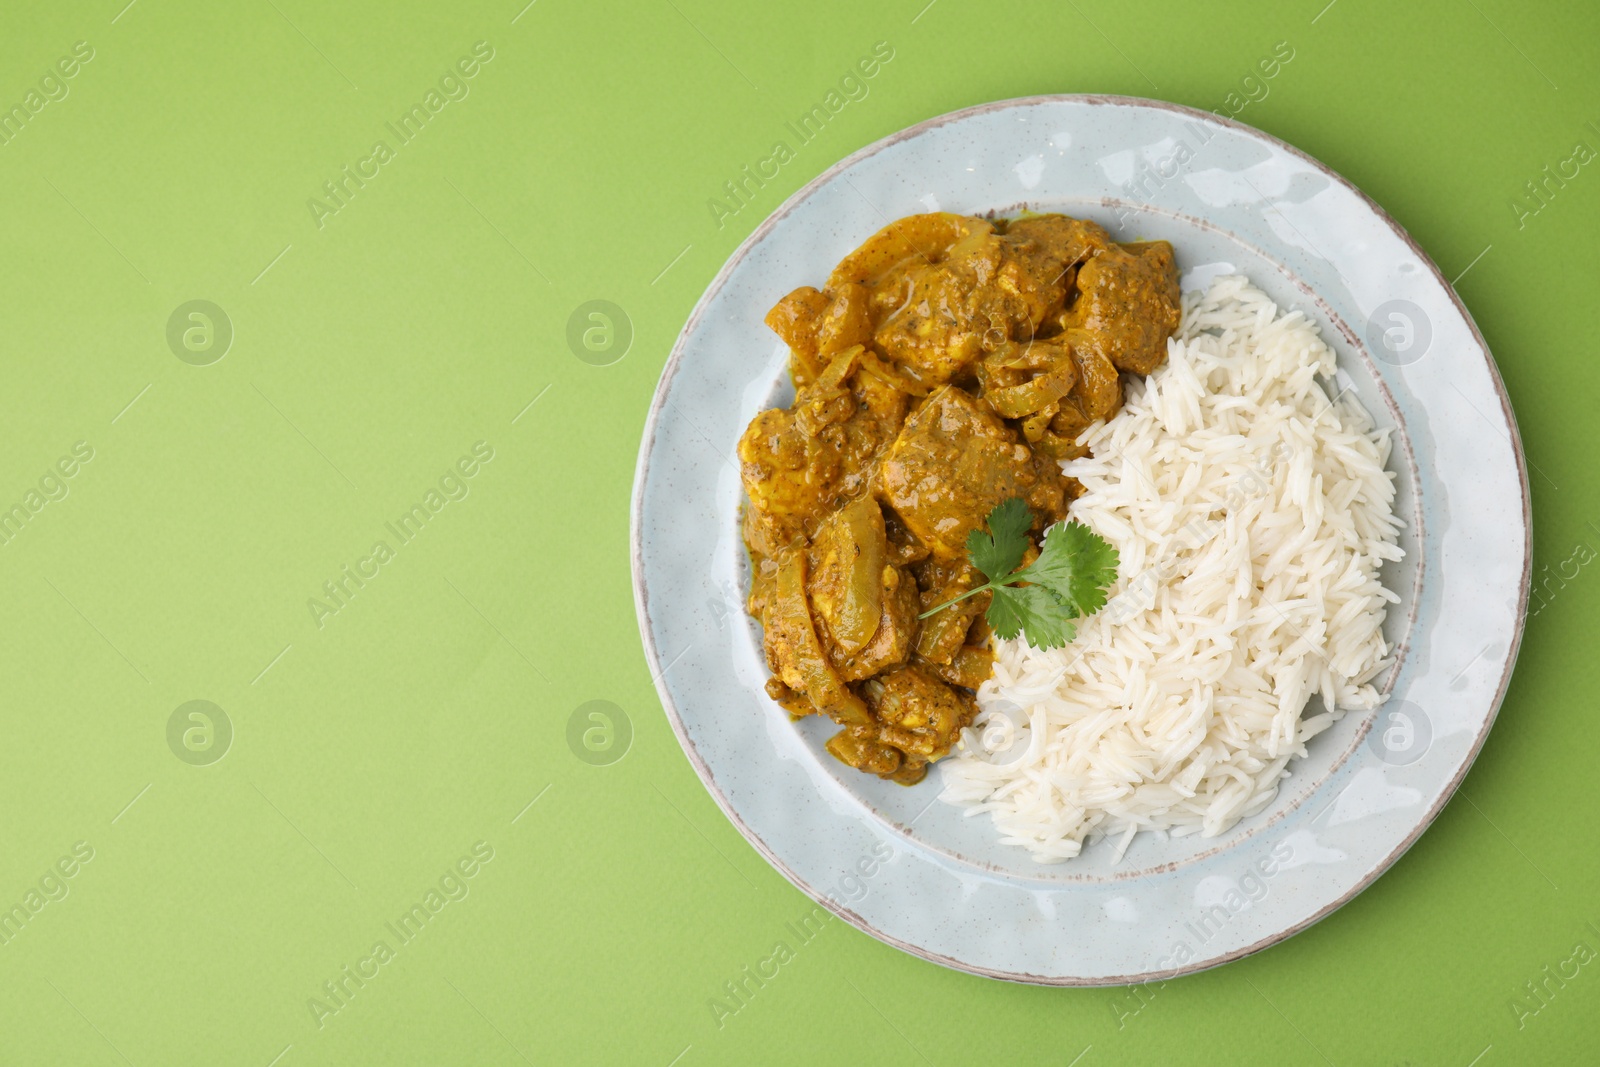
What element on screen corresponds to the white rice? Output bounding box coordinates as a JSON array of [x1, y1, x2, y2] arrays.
[[939, 275, 1404, 863]]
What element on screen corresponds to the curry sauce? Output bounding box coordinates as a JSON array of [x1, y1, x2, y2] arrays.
[[739, 213, 1180, 784]]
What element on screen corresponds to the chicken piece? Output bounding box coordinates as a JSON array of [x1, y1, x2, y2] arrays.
[[816, 281, 875, 359], [871, 221, 1081, 387], [878, 386, 1065, 559], [1003, 215, 1112, 275], [913, 556, 989, 665], [977, 215, 1113, 335], [872, 262, 990, 386], [884, 757, 929, 785], [843, 214, 1106, 389], [765, 285, 832, 388], [822, 664, 974, 784], [741, 350, 908, 557], [883, 506, 930, 567], [1061, 241, 1180, 375], [738, 407, 841, 557], [818, 359, 908, 501], [825, 725, 908, 779], [764, 677, 816, 720], [1026, 329, 1123, 463], [766, 280, 881, 390], [916, 646, 993, 690], [950, 227, 1078, 347], [862, 665, 974, 762], [1045, 397, 1098, 461], [792, 347, 862, 437], [870, 214, 1120, 390], [1066, 330, 1122, 420]]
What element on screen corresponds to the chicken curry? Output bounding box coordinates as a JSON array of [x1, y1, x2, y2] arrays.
[[739, 212, 1181, 785]]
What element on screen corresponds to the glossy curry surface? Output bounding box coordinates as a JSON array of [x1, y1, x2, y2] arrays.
[[739, 213, 1180, 784]]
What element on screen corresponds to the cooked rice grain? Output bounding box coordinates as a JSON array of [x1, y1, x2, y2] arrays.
[[939, 275, 1404, 862]]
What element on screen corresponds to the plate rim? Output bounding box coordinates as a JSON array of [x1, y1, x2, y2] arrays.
[[630, 93, 1533, 985]]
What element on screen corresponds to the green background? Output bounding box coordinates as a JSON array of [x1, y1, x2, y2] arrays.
[[0, 0, 1593, 1063]]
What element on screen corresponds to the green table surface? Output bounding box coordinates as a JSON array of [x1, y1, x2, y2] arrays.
[[0, 0, 1595, 1063]]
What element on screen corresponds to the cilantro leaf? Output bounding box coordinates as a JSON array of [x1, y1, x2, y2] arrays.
[[1012, 521, 1121, 617], [919, 498, 1121, 651], [986, 584, 1077, 650], [965, 496, 1032, 583]]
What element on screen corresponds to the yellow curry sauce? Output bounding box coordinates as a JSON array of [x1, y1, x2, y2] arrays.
[[739, 213, 1180, 784]]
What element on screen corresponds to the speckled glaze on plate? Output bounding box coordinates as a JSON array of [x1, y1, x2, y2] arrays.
[[631, 96, 1529, 984]]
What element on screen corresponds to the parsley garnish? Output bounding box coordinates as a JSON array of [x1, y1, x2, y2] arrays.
[[919, 498, 1119, 650]]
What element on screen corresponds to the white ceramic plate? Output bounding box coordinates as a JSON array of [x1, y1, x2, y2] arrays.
[[632, 96, 1529, 984]]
